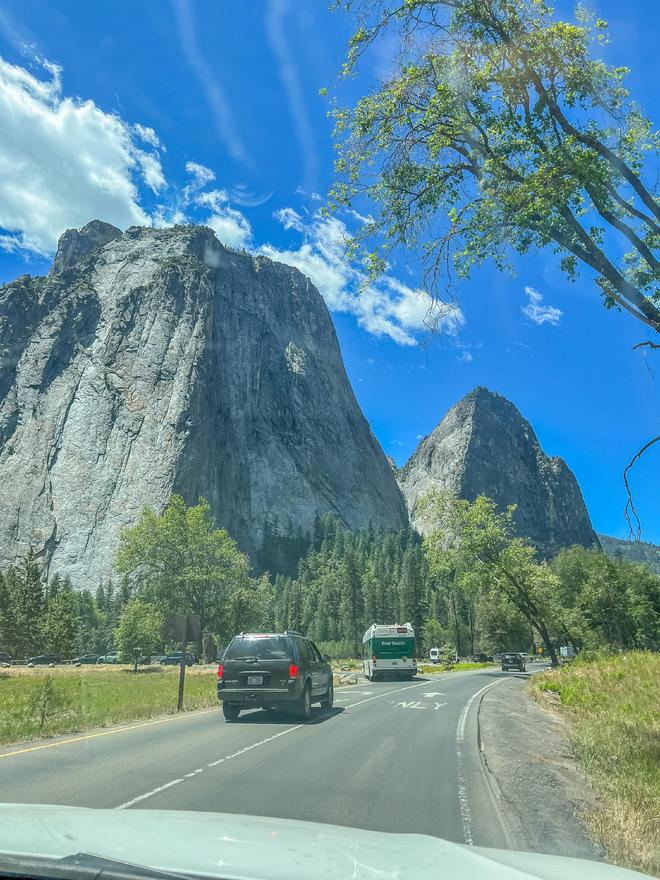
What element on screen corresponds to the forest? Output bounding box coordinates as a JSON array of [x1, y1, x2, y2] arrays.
[[1, 495, 658, 665]]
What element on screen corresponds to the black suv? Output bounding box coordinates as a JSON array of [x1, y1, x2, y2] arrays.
[[217, 632, 333, 722], [501, 652, 526, 672]]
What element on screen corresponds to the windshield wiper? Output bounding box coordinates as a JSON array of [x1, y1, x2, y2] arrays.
[[229, 655, 259, 662], [0, 852, 201, 880]]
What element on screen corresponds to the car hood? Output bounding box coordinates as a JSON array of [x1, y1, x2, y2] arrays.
[[0, 805, 649, 880]]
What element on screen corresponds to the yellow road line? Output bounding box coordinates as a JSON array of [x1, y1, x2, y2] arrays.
[[0, 708, 218, 761]]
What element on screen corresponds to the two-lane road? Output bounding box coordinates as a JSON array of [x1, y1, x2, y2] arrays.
[[0, 668, 538, 849]]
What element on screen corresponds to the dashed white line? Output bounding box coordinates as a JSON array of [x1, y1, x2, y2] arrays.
[[115, 679, 438, 810], [116, 777, 186, 809]]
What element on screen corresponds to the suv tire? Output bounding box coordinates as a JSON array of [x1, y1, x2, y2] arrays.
[[222, 702, 240, 722], [297, 682, 312, 720], [320, 681, 333, 710]]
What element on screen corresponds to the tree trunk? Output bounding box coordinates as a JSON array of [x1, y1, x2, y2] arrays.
[[451, 592, 462, 658], [536, 621, 559, 666]]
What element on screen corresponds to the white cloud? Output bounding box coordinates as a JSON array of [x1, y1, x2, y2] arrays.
[[273, 207, 305, 232], [185, 161, 216, 189], [205, 206, 252, 249], [133, 123, 163, 150], [522, 286, 563, 326], [266, 0, 318, 194], [263, 209, 463, 346], [180, 165, 251, 249], [172, 0, 252, 169], [0, 55, 167, 253], [457, 350, 473, 363]]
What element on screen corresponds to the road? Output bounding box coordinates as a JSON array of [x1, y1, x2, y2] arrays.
[[0, 667, 540, 849]]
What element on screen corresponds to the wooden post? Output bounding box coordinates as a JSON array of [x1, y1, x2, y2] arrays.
[[177, 639, 186, 711]]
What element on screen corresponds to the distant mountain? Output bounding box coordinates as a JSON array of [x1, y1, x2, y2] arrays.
[[397, 387, 598, 557], [598, 534, 660, 573]]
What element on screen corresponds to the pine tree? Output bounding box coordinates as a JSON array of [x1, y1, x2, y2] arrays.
[[340, 546, 364, 654], [8, 551, 45, 658], [41, 582, 78, 658]]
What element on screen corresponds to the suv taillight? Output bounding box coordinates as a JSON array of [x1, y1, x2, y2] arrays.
[[289, 663, 299, 678], [217, 663, 224, 679]]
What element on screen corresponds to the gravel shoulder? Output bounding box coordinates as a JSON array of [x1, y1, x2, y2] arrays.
[[478, 673, 603, 861]]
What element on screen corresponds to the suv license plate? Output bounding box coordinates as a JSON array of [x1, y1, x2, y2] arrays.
[[247, 675, 263, 686]]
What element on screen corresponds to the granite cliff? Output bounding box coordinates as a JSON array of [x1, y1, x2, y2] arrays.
[[397, 387, 597, 556], [0, 221, 407, 586]]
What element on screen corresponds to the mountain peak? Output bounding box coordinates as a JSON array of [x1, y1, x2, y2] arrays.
[[49, 220, 122, 277], [398, 388, 597, 557]]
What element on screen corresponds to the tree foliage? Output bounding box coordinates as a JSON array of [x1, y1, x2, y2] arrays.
[[115, 496, 252, 648], [115, 599, 164, 672], [330, 0, 659, 333]]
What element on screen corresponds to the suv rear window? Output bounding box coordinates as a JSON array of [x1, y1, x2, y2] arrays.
[[225, 635, 293, 661]]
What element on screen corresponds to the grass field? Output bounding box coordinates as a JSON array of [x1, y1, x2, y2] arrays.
[[531, 652, 660, 877], [417, 660, 498, 674], [0, 665, 217, 745]]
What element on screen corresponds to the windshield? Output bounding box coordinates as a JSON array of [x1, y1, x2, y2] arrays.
[[0, 0, 657, 878], [225, 637, 292, 661]]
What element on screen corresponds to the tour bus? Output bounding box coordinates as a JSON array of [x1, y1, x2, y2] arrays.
[[362, 623, 417, 680]]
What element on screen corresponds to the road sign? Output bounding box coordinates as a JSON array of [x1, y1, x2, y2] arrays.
[[174, 614, 201, 644]]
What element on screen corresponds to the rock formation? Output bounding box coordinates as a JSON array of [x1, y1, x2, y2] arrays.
[[0, 222, 407, 587], [397, 387, 597, 556]]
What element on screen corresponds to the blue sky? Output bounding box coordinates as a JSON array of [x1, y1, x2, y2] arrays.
[[0, 0, 658, 541]]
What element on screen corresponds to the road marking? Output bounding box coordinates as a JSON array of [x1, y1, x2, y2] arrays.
[[117, 777, 186, 809], [114, 681, 432, 809], [423, 692, 444, 698], [455, 679, 507, 846], [0, 708, 218, 761]]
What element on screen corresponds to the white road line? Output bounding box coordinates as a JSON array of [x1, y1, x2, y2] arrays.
[[116, 777, 185, 810], [455, 679, 506, 846], [115, 680, 431, 810]]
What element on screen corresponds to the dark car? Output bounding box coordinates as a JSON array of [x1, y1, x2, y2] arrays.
[[160, 651, 196, 666], [472, 653, 489, 663], [0, 651, 11, 664], [217, 632, 333, 722], [27, 654, 59, 666], [501, 652, 526, 672], [71, 654, 99, 665]]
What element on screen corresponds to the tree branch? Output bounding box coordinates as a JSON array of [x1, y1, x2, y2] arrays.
[[623, 436, 660, 540]]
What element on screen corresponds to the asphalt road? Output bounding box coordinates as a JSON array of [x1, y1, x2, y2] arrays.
[[0, 667, 542, 849]]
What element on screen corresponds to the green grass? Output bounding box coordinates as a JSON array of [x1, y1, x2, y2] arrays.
[[531, 652, 660, 877], [0, 666, 217, 745], [417, 661, 498, 674]]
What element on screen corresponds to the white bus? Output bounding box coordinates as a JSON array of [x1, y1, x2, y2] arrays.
[[362, 623, 417, 680]]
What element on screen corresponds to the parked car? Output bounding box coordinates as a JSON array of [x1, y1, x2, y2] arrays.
[[160, 651, 197, 666], [471, 653, 489, 663], [96, 653, 121, 664], [429, 647, 440, 663], [71, 654, 99, 665], [0, 651, 11, 665], [27, 654, 59, 666], [218, 631, 333, 722], [501, 652, 526, 672]]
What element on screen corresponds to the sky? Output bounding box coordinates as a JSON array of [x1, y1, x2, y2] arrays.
[[0, 0, 658, 542]]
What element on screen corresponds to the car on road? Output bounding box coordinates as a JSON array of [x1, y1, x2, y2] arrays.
[[96, 652, 120, 664], [217, 631, 333, 722], [26, 654, 59, 666], [71, 654, 99, 665], [501, 652, 526, 672], [429, 646, 440, 663], [160, 651, 197, 666]]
